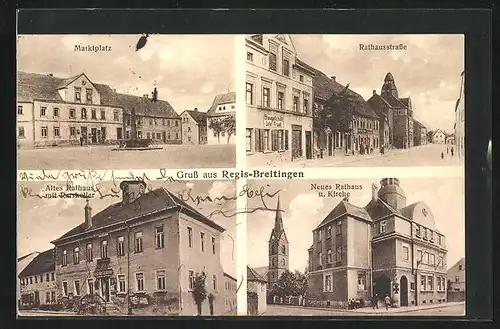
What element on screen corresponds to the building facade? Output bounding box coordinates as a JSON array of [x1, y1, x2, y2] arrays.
[[267, 198, 289, 290], [51, 181, 228, 316], [432, 129, 446, 144], [454, 71, 465, 159], [17, 72, 124, 148], [307, 178, 448, 308], [246, 34, 314, 161], [247, 266, 267, 315], [379, 73, 415, 149], [313, 70, 381, 156], [18, 249, 57, 307], [206, 92, 236, 145], [367, 90, 395, 150], [445, 135, 455, 146], [447, 258, 465, 291], [413, 120, 428, 146], [180, 109, 208, 145], [17, 252, 40, 307], [222, 272, 237, 314]]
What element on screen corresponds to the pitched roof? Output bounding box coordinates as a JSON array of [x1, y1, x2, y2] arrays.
[[17, 71, 179, 118], [315, 200, 372, 229], [399, 97, 410, 107], [184, 110, 208, 125], [19, 249, 55, 278], [247, 266, 267, 282], [223, 272, 237, 281], [413, 119, 427, 129], [207, 92, 236, 117], [368, 93, 393, 110], [312, 67, 379, 119], [52, 188, 225, 244], [364, 197, 399, 221], [381, 94, 406, 108], [18, 251, 39, 262]]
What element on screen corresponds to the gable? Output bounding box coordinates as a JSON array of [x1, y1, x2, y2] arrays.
[[273, 34, 297, 54]]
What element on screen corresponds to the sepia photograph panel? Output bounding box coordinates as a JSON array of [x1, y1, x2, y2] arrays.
[[246, 177, 465, 316], [245, 34, 465, 168], [17, 179, 237, 317], [16, 34, 236, 169]]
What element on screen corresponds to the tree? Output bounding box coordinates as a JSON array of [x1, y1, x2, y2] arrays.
[[208, 118, 224, 143], [221, 114, 236, 143], [447, 279, 453, 291], [269, 270, 308, 298], [191, 272, 207, 316], [427, 130, 434, 143]]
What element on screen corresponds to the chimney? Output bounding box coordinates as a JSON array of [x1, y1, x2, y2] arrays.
[[343, 196, 349, 203], [373, 90, 377, 95], [84, 199, 92, 228], [372, 183, 378, 201], [143, 94, 149, 98], [331, 76, 336, 82], [48, 73, 53, 77], [113, 89, 116, 93], [120, 180, 147, 204], [194, 108, 198, 112]]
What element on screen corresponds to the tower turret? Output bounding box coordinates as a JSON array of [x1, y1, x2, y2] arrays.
[[378, 178, 407, 210], [381, 72, 399, 98]]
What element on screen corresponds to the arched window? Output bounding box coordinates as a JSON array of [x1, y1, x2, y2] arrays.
[[281, 259, 285, 266], [281, 245, 286, 255]]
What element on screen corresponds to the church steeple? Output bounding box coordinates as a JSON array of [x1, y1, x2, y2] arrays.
[[274, 196, 284, 232], [381, 72, 399, 98], [268, 195, 289, 289]]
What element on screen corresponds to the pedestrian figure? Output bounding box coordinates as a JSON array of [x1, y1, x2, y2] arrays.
[[441, 152, 444, 159], [384, 295, 391, 310], [80, 136, 83, 146], [372, 294, 379, 309], [451, 147, 454, 156]]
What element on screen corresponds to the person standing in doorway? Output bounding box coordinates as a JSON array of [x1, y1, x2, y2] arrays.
[[384, 295, 391, 310]]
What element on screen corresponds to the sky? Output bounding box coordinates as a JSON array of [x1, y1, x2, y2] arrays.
[[246, 177, 465, 273], [290, 34, 464, 133], [17, 34, 235, 114], [17, 179, 237, 277]]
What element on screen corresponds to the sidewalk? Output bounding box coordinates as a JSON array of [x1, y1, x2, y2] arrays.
[[283, 301, 464, 314]]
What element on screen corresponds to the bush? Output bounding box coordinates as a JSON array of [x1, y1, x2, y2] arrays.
[[125, 139, 151, 148], [39, 304, 63, 311]]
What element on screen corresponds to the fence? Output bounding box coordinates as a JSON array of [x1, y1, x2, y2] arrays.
[[247, 296, 258, 316], [447, 290, 465, 302]]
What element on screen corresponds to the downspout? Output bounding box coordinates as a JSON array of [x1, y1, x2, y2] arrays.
[[177, 206, 183, 314]]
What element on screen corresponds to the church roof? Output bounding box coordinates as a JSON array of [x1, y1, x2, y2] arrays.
[[315, 199, 372, 230], [384, 72, 395, 81]]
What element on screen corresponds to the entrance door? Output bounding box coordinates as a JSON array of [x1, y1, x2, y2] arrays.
[[91, 128, 98, 144], [305, 131, 312, 159], [34, 291, 40, 307], [400, 276, 409, 306], [117, 127, 123, 140], [101, 278, 110, 302], [291, 125, 302, 160]]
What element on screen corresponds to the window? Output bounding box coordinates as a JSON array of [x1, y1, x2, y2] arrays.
[[281, 259, 285, 266], [246, 52, 253, 61], [318, 252, 322, 266], [62, 281, 68, 296], [136, 273, 145, 291], [428, 276, 434, 291], [113, 110, 119, 121], [423, 252, 429, 265], [53, 108, 59, 117], [336, 221, 342, 235], [155, 226, 165, 249], [40, 106, 47, 116], [293, 96, 299, 112], [100, 240, 108, 259], [299, 75, 304, 82], [85, 243, 93, 262], [54, 126, 60, 137], [18, 127, 25, 138], [40, 274, 44, 282], [175, 121, 179, 127], [17, 105, 23, 115], [69, 108, 76, 118], [157, 270, 166, 290], [437, 277, 442, 291], [246, 82, 253, 105], [430, 254, 435, 266], [318, 230, 322, 241], [73, 247, 80, 264], [455, 276, 459, 283], [380, 220, 387, 233], [303, 98, 309, 114], [281, 245, 286, 255], [75, 87, 81, 102], [135, 231, 143, 253], [74, 280, 81, 295], [263, 129, 269, 151], [62, 250, 67, 266], [51, 291, 56, 303], [358, 273, 366, 290], [100, 109, 105, 120], [118, 275, 126, 292], [188, 227, 193, 248], [411, 282, 415, 291], [269, 52, 277, 71], [263, 87, 270, 107], [70, 127, 76, 137], [46, 291, 50, 303], [46, 273, 49, 281], [277, 91, 284, 109], [246, 129, 252, 151], [336, 246, 343, 261], [458, 265, 463, 271], [212, 274, 218, 291], [29, 277, 33, 284], [88, 279, 94, 294], [283, 58, 290, 76], [200, 232, 205, 252], [420, 276, 426, 291], [188, 270, 195, 290], [81, 108, 87, 119], [91, 109, 97, 119], [324, 275, 332, 292], [51, 272, 54, 281], [117, 237, 125, 256], [327, 226, 332, 238], [402, 246, 409, 260], [41, 126, 48, 138], [212, 237, 216, 254], [327, 249, 332, 263], [86, 88, 93, 103]]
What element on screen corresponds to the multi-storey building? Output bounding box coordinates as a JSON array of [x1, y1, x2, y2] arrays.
[[247, 266, 267, 315], [267, 198, 289, 289], [378, 73, 415, 149], [313, 70, 381, 156], [18, 249, 57, 307], [432, 129, 446, 144], [17, 251, 40, 308], [367, 90, 394, 150], [17, 72, 124, 148], [245, 34, 314, 161], [454, 71, 465, 159], [447, 258, 465, 292], [307, 178, 447, 308], [222, 272, 237, 314], [50, 181, 228, 316], [413, 120, 428, 146], [207, 92, 236, 145], [180, 109, 208, 145]]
